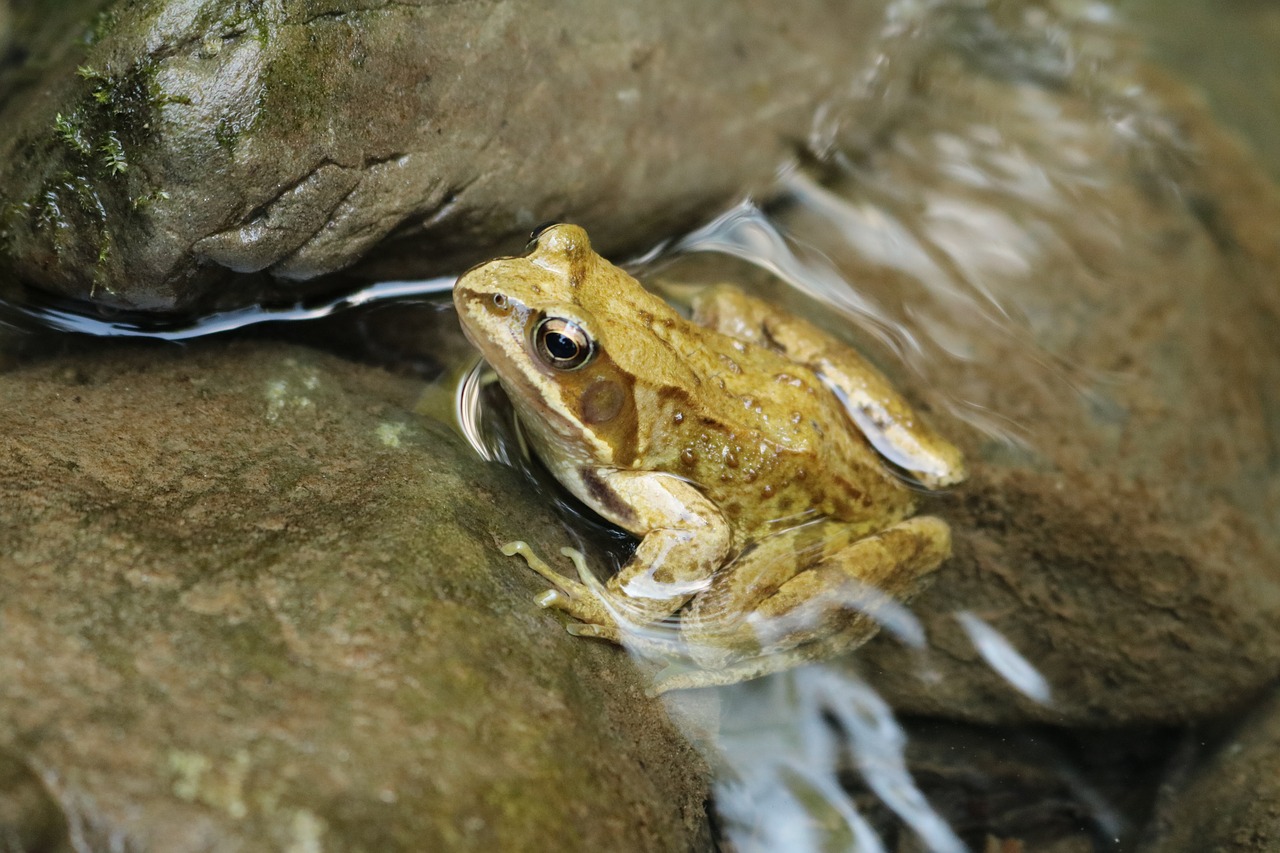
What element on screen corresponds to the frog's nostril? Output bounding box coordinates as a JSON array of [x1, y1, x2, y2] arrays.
[[492, 293, 509, 310]]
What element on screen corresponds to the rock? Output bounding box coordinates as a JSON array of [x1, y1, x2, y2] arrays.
[[1126, 0, 1280, 181], [847, 718, 1173, 852], [1142, 690, 1280, 852], [0, 338, 710, 851], [0, 0, 903, 313], [752, 14, 1280, 725]]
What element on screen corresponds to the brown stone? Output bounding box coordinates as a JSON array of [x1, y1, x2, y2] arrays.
[[0, 0, 900, 313], [788, 40, 1280, 724], [1142, 689, 1280, 852], [0, 339, 710, 851]]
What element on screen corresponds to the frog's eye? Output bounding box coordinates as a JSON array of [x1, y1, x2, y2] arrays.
[[533, 316, 595, 371]]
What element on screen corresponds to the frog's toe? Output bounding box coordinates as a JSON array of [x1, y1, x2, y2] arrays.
[[566, 622, 622, 642], [535, 588, 567, 608], [558, 547, 605, 591], [536, 583, 621, 636], [501, 540, 563, 585], [649, 665, 728, 694]]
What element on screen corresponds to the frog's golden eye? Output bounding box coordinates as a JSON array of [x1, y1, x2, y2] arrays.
[[533, 316, 595, 371]]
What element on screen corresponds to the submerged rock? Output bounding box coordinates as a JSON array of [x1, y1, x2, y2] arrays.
[[0, 340, 710, 851], [786, 26, 1280, 725], [0, 0, 901, 313], [1142, 689, 1280, 852], [848, 718, 1174, 851]]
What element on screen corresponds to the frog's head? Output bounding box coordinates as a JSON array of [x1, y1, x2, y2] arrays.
[[454, 224, 669, 466]]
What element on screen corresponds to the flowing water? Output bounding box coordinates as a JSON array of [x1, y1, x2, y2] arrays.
[[3, 0, 1279, 850]]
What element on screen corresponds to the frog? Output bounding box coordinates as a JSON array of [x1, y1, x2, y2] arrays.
[[453, 223, 966, 692]]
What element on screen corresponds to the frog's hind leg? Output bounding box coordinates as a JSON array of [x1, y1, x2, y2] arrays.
[[691, 285, 964, 488], [668, 516, 950, 691]]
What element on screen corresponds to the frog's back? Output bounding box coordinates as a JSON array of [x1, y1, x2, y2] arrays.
[[566, 261, 917, 536], [631, 320, 918, 538]]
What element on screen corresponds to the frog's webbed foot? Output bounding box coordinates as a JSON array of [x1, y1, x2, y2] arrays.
[[500, 541, 623, 642]]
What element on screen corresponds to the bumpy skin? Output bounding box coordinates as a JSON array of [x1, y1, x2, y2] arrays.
[[453, 224, 965, 690]]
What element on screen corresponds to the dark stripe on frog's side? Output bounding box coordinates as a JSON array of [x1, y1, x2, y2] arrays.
[[579, 468, 639, 528]]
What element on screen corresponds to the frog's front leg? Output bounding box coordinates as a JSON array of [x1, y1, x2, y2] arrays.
[[507, 469, 733, 643], [692, 285, 965, 488]]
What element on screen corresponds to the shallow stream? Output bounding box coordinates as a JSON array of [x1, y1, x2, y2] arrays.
[[3, 1, 1280, 851]]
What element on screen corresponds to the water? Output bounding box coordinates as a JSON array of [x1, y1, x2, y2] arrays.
[[1122, 0, 1280, 180], [4, 0, 1278, 850], [702, 669, 965, 853], [0, 275, 456, 340]]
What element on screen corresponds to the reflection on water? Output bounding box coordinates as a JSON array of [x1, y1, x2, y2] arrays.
[[453, 357, 505, 465], [0, 275, 456, 340], [675, 199, 907, 357], [955, 611, 1052, 706]]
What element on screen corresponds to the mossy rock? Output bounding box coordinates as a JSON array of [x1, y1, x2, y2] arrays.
[[0, 340, 711, 851]]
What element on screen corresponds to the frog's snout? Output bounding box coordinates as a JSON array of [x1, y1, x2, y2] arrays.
[[456, 282, 514, 318], [453, 275, 535, 360]]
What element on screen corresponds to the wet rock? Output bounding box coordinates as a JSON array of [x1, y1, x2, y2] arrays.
[[0, 0, 902, 313], [1142, 690, 1280, 852], [778, 20, 1280, 725], [847, 719, 1173, 852], [0, 341, 710, 851], [1127, 0, 1280, 181]]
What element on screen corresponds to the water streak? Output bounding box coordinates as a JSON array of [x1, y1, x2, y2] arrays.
[[707, 667, 965, 853], [0, 276, 455, 340], [955, 610, 1053, 705], [454, 357, 503, 463], [675, 199, 914, 360]]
